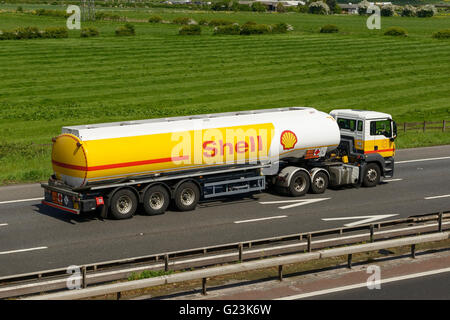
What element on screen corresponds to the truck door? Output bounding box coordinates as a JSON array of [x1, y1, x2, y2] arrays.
[[368, 119, 395, 158]]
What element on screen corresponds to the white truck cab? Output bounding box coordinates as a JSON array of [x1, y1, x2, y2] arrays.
[[329, 109, 397, 179], [330, 109, 397, 158]]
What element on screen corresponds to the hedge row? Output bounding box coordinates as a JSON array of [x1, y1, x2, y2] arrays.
[[358, 1, 438, 18], [432, 29, 450, 39], [115, 23, 135, 36], [0, 26, 68, 40], [214, 22, 293, 35], [320, 24, 338, 33], [384, 26, 408, 37], [25, 8, 125, 22], [95, 12, 127, 22], [178, 25, 201, 35], [32, 8, 70, 18], [16, 1, 446, 17], [149, 16, 237, 27], [80, 27, 99, 38]]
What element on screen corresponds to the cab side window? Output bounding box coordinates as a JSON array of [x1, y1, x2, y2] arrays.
[[337, 118, 356, 132], [357, 120, 363, 132], [370, 120, 392, 137]]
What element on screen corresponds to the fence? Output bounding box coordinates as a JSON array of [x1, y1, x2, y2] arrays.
[[399, 120, 449, 133]]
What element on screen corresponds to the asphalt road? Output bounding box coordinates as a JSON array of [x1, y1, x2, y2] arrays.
[[0, 145, 449, 277], [308, 270, 450, 300]]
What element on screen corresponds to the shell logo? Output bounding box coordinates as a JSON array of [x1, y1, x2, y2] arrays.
[[280, 130, 298, 150]]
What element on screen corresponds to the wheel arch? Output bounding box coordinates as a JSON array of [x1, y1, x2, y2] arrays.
[[310, 167, 330, 181], [106, 186, 139, 202], [277, 166, 311, 188], [364, 154, 386, 176]]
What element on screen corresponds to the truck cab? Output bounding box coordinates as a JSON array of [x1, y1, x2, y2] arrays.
[[329, 109, 397, 179]]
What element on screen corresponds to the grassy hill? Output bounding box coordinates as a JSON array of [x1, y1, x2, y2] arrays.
[[0, 7, 449, 184]]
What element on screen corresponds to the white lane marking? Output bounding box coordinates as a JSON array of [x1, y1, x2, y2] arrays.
[[276, 267, 450, 300], [424, 194, 450, 200], [260, 198, 330, 210], [383, 178, 403, 182], [396, 156, 450, 164], [0, 223, 8, 227], [0, 197, 43, 205], [0, 246, 48, 255], [314, 221, 450, 244], [8, 222, 449, 293], [321, 214, 399, 227], [234, 215, 288, 224]]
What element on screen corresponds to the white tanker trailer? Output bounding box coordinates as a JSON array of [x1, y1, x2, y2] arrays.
[[41, 107, 397, 219]]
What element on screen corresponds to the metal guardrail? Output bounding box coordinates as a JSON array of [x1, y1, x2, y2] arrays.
[[24, 232, 450, 300], [1, 210, 448, 299]]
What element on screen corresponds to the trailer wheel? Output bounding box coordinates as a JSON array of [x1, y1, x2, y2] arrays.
[[174, 181, 200, 211], [363, 163, 381, 187], [310, 171, 328, 194], [110, 189, 138, 219], [143, 185, 169, 216], [288, 171, 310, 197]]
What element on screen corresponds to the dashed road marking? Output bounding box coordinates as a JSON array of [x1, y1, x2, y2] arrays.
[[260, 198, 330, 210], [424, 194, 450, 200], [322, 214, 399, 227], [0, 197, 43, 205], [0, 246, 48, 255], [396, 156, 450, 164], [276, 267, 450, 300], [234, 215, 288, 224]]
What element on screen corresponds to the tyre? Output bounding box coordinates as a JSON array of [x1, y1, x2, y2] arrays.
[[310, 171, 329, 194], [363, 163, 381, 187], [174, 181, 200, 211], [288, 171, 310, 197], [143, 185, 170, 215], [109, 189, 138, 219]]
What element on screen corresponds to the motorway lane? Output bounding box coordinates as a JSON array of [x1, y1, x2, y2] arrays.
[[0, 146, 449, 277], [308, 270, 450, 300]]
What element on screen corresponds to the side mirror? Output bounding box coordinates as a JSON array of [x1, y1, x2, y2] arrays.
[[390, 120, 397, 141]]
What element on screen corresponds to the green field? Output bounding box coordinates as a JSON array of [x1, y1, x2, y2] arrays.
[[0, 5, 449, 184]]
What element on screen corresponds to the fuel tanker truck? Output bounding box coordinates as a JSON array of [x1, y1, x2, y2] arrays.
[[41, 107, 397, 219]]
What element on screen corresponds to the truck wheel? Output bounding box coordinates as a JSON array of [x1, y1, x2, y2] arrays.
[[288, 171, 310, 197], [174, 181, 200, 211], [143, 185, 170, 216], [110, 189, 138, 219], [363, 163, 381, 187], [310, 171, 328, 194]]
